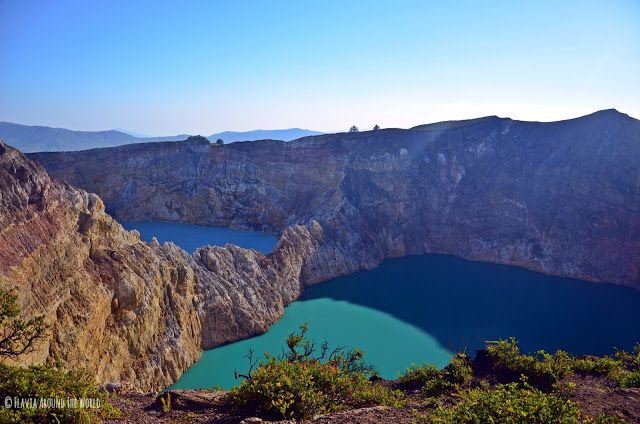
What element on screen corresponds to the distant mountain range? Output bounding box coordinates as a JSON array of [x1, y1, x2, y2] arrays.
[[208, 128, 323, 143], [0, 121, 322, 153]]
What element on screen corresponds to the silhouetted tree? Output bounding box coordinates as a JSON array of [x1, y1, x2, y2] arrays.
[[373, 125, 380, 131], [0, 289, 47, 358], [216, 139, 224, 145], [349, 125, 359, 133]]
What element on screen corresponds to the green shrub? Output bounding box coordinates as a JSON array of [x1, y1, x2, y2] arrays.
[[399, 353, 473, 398], [414, 381, 582, 424], [584, 414, 628, 424], [160, 392, 171, 415], [228, 323, 404, 420], [399, 364, 442, 388], [398, 354, 472, 399], [229, 355, 404, 420], [572, 356, 624, 377], [348, 375, 405, 408], [421, 377, 452, 398], [485, 338, 572, 389], [570, 344, 640, 387], [398, 364, 451, 397], [0, 363, 119, 423], [619, 369, 640, 388], [444, 353, 473, 386]]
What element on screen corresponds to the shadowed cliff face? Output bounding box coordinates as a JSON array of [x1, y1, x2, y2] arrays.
[[31, 110, 640, 287], [3, 110, 639, 390], [0, 141, 349, 391]]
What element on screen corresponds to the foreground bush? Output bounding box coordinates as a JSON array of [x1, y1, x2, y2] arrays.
[[484, 338, 640, 389], [484, 338, 574, 389], [0, 289, 118, 422], [399, 353, 473, 397], [0, 363, 119, 423], [228, 323, 404, 420], [572, 355, 625, 378], [415, 381, 582, 424], [409, 339, 636, 423]]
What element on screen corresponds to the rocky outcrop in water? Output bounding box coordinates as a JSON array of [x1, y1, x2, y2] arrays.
[[31, 110, 640, 288]]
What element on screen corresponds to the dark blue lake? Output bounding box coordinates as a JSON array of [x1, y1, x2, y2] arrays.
[[122, 221, 640, 389]]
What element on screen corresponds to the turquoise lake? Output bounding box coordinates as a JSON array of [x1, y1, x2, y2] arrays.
[[122, 221, 640, 390]]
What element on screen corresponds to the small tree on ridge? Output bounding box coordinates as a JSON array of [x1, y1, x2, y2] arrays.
[[0, 289, 47, 358]]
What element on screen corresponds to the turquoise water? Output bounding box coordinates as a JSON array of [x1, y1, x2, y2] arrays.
[[172, 255, 640, 389], [121, 221, 278, 253], [122, 221, 640, 390], [172, 297, 452, 389]]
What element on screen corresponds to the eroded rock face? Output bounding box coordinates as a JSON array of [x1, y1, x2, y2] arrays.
[[3, 109, 640, 391], [193, 221, 361, 349], [0, 141, 354, 390], [0, 141, 206, 391], [31, 110, 640, 287]]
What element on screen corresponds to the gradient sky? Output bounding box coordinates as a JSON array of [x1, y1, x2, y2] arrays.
[[1, 0, 639, 135]]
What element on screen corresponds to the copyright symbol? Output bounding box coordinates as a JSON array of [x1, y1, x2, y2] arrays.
[[4, 396, 12, 408]]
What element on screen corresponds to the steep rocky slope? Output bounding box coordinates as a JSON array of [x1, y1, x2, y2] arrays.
[[0, 141, 347, 390], [4, 109, 639, 391], [0, 140, 203, 390], [31, 110, 640, 287]]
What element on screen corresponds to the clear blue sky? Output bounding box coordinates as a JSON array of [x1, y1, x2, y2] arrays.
[[1, 0, 638, 135]]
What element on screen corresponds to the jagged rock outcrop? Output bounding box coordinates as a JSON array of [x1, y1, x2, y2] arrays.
[[3, 109, 639, 391], [0, 140, 204, 390], [0, 141, 341, 391], [193, 220, 365, 349], [31, 110, 640, 287]]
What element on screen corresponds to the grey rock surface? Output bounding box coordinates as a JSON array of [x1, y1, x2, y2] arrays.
[[31, 110, 640, 287]]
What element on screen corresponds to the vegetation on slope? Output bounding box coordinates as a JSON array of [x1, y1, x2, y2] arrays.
[[2, 297, 638, 422], [227, 327, 638, 422], [228, 323, 404, 420], [0, 289, 119, 423], [407, 338, 638, 423]]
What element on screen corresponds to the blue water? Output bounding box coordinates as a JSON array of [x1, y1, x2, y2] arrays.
[[121, 221, 278, 253], [122, 221, 640, 390], [172, 297, 452, 389], [172, 255, 640, 389]]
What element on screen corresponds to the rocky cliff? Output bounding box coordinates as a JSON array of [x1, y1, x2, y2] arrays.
[[31, 110, 640, 288], [0, 141, 346, 391], [4, 109, 639, 391]]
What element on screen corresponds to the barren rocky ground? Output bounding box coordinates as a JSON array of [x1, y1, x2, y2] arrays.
[[105, 374, 640, 423]]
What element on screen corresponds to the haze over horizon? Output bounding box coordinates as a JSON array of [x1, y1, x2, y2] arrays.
[[1, 0, 638, 136]]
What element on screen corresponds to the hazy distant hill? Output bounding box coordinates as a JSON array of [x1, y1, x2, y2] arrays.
[[0, 122, 322, 152], [209, 128, 323, 143], [0, 122, 138, 152]]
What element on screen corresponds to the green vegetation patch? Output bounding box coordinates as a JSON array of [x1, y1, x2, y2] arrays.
[[0, 363, 119, 423], [228, 323, 404, 420], [0, 288, 119, 423], [483, 338, 574, 389], [483, 338, 640, 389], [399, 353, 473, 397], [414, 381, 582, 424]]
